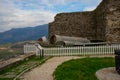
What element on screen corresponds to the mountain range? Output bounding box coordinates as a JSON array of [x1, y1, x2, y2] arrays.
[[0, 24, 48, 44]]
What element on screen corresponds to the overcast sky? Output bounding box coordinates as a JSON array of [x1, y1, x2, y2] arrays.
[[0, 0, 102, 32]]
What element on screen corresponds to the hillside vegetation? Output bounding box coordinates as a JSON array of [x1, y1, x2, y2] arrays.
[[0, 24, 48, 44], [0, 41, 32, 61]]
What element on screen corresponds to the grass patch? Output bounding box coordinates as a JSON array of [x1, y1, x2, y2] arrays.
[[0, 56, 49, 80], [0, 78, 15, 80], [54, 57, 115, 80]]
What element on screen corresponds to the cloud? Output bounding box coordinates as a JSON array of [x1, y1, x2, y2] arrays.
[[0, 0, 102, 32], [0, 0, 56, 32], [0, 9, 55, 32], [83, 6, 96, 11], [39, 0, 102, 12], [82, 0, 102, 11], [14, 0, 102, 11], [80, 0, 102, 6]]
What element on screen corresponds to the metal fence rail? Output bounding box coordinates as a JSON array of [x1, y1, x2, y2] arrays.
[[24, 43, 120, 56], [43, 45, 120, 56], [24, 44, 37, 54]]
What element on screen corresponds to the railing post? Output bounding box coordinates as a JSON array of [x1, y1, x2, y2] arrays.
[[34, 43, 44, 58]]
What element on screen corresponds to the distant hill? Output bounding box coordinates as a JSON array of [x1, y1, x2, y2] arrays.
[[0, 24, 48, 44]]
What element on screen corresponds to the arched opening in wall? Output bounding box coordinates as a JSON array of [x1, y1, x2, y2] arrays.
[[50, 35, 56, 44]]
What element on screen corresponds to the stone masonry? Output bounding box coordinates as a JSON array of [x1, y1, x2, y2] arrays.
[[49, 0, 120, 43]]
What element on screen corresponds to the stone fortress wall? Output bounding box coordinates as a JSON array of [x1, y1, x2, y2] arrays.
[[49, 0, 120, 43]]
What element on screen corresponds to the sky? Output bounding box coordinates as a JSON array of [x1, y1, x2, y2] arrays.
[[0, 0, 102, 32]]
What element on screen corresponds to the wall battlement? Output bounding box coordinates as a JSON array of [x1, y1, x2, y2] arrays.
[[49, 0, 120, 43]]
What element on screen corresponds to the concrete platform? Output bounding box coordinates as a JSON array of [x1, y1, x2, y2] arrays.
[[96, 67, 120, 80]]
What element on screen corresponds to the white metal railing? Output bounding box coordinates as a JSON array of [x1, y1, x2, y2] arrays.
[[24, 43, 43, 56], [43, 45, 120, 56], [24, 44, 36, 54], [24, 43, 120, 56]]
